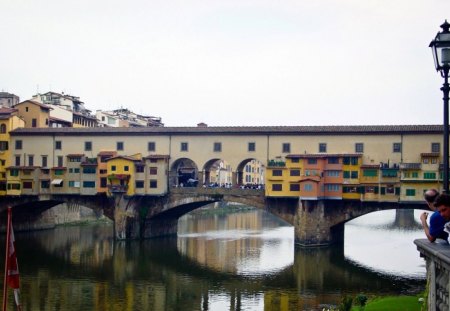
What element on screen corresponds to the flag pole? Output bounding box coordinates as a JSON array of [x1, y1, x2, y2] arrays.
[[3, 206, 11, 311]]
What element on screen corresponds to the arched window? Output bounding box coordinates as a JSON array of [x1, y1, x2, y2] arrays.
[[0, 124, 6, 133]]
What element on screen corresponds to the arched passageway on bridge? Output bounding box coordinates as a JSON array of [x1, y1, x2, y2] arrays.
[[236, 158, 265, 188], [202, 159, 232, 187], [170, 158, 199, 187]]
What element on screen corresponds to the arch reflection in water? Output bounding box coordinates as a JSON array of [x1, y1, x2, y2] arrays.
[[344, 209, 426, 278], [0, 206, 426, 310]]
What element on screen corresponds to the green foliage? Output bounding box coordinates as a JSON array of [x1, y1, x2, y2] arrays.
[[354, 294, 368, 307], [339, 296, 353, 311]]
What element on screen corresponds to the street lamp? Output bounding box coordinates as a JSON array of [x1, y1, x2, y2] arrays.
[[430, 20, 450, 192]]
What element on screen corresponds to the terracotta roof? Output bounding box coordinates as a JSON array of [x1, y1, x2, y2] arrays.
[[286, 153, 362, 158], [8, 124, 444, 136], [15, 100, 52, 110], [144, 154, 170, 159], [0, 107, 17, 115], [421, 152, 440, 157], [106, 155, 141, 162], [49, 116, 72, 124], [66, 154, 84, 157]]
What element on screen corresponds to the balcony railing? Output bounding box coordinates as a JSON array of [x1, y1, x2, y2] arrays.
[[108, 184, 128, 193]]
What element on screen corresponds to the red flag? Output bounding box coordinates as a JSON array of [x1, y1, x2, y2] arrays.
[[3, 207, 21, 311], [6, 223, 19, 290]]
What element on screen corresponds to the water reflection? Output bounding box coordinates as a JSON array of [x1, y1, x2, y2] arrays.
[[345, 209, 426, 278], [0, 207, 426, 310]]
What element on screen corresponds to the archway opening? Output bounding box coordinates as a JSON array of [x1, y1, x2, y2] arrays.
[[170, 158, 199, 187], [202, 159, 232, 187], [236, 158, 265, 189]]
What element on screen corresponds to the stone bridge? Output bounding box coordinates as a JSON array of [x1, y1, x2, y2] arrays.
[[0, 188, 428, 246]]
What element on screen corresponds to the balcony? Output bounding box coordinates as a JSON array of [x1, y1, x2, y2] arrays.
[[400, 163, 421, 170], [267, 160, 286, 167], [108, 184, 128, 193]]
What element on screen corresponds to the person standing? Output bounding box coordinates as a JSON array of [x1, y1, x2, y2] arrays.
[[420, 189, 449, 242]]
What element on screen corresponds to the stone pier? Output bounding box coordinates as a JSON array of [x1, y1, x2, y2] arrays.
[[295, 200, 345, 247], [415, 239, 450, 310]]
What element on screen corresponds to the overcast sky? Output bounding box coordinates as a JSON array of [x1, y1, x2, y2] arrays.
[[2, 0, 450, 126]]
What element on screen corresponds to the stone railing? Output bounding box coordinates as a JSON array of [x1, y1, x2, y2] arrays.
[[415, 239, 450, 310]]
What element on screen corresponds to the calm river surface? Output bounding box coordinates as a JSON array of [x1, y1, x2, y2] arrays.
[[1, 206, 426, 311]]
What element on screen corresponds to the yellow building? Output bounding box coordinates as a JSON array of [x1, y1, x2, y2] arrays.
[[107, 156, 138, 196], [0, 108, 25, 195], [265, 158, 289, 197], [13, 100, 51, 128], [400, 153, 441, 202], [341, 155, 362, 200]]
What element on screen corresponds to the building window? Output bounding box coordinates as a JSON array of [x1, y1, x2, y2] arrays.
[[100, 177, 107, 188], [149, 167, 158, 175], [424, 172, 437, 179], [355, 143, 364, 153], [213, 142, 222, 152], [326, 170, 340, 177], [272, 169, 283, 177], [393, 143, 402, 153], [351, 171, 358, 179], [0, 124, 6, 133], [41, 180, 50, 189], [148, 142, 156, 152], [290, 169, 300, 176], [9, 169, 19, 177], [248, 142, 256, 152], [15, 155, 20, 166], [83, 181, 96, 188], [304, 184, 313, 191], [272, 184, 282, 191], [82, 167, 96, 174], [32, 118, 37, 127], [363, 169, 377, 177], [290, 184, 300, 191], [181, 142, 188, 152], [136, 180, 144, 188], [432, 143, 440, 153], [117, 142, 124, 151], [406, 189, 416, 196], [328, 157, 339, 164], [291, 158, 299, 163], [326, 184, 340, 192], [111, 165, 116, 171], [15, 140, 22, 150], [150, 180, 158, 188], [57, 156, 64, 167], [319, 143, 327, 153], [124, 166, 129, 171], [85, 141, 92, 151], [41, 156, 48, 167], [28, 155, 34, 166], [136, 165, 144, 173], [343, 171, 350, 178], [55, 141, 62, 150], [0, 141, 8, 151], [307, 159, 317, 165], [282, 143, 290, 153]]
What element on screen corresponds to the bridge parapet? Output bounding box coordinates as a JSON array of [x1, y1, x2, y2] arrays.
[[415, 239, 450, 310]]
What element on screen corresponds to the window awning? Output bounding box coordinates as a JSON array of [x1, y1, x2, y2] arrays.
[[51, 179, 63, 185]]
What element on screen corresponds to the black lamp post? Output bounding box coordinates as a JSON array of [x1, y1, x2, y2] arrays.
[[430, 20, 450, 192]]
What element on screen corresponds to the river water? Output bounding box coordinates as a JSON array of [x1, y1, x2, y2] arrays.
[[1, 206, 426, 311]]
